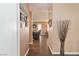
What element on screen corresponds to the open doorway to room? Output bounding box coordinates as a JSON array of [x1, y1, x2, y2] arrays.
[[27, 20, 51, 56], [20, 3, 53, 56], [27, 3, 52, 56]]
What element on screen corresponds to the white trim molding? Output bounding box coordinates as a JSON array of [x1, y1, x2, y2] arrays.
[[48, 44, 79, 55], [50, 52, 79, 55], [65, 52, 79, 55], [24, 48, 29, 56]]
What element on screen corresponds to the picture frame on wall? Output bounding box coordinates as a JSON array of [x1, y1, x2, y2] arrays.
[[48, 19, 52, 27], [20, 12, 22, 21], [25, 16, 28, 27], [20, 12, 25, 22], [20, 12, 22, 28], [20, 11, 28, 28]]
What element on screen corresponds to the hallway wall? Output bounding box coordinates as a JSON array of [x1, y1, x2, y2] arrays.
[[48, 4, 79, 54], [20, 20, 29, 56], [20, 3, 30, 56]]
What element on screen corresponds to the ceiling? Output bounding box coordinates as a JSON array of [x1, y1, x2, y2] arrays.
[[29, 3, 52, 22]]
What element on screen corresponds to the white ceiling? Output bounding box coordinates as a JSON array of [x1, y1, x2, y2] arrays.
[[29, 3, 52, 21]]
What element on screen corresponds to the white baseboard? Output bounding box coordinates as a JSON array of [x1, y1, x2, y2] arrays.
[[48, 44, 54, 55], [65, 52, 79, 54], [24, 48, 29, 56], [48, 44, 79, 55]]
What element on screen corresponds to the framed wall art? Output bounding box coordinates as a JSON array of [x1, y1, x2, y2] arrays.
[[48, 19, 52, 27], [20, 12, 23, 28], [25, 16, 28, 27]]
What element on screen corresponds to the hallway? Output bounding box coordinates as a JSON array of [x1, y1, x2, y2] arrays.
[[27, 35, 52, 56]]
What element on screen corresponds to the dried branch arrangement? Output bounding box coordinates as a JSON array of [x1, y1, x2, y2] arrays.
[[57, 20, 70, 56]]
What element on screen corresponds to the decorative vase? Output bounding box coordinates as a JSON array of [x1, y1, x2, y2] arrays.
[[57, 20, 70, 56]]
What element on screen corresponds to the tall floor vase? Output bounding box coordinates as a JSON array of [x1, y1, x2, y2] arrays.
[[60, 39, 65, 56], [57, 20, 70, 56]]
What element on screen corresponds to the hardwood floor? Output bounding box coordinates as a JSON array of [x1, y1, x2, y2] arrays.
[[27, 35, 79, 56], [27, 35, 52, 56]]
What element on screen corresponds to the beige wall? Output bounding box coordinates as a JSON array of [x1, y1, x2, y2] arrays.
[[48, 4, 79, 54], [20, 21, 29, 56], [20, 4, 30, 56]]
